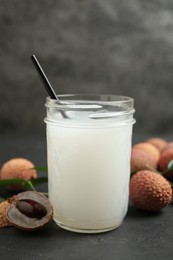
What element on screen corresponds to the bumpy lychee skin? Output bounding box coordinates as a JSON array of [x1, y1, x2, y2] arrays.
[[1, 158, 37, 190], [130, 170, 172, 211], [146, 138, 168, 152], [131, 148, 157, 174], [133, 142, 160, 163], [158, 148, 173, 172]]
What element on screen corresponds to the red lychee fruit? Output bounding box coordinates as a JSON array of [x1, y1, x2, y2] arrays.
[[162, 142, 173, 153], [0, 158, 37, 190], [158, 148, 173, 181], [133, 142, 160, 163], [158, 148, 173, 172], [130, 170, 172, 211], [146, 137, 168, 152], [131, 148, 157, 174]]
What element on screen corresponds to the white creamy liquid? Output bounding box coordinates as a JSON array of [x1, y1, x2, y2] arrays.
[[47, 121, 132, 232]]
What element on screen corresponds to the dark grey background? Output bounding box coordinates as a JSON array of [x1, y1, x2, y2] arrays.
[[0, 0, 173, 135]]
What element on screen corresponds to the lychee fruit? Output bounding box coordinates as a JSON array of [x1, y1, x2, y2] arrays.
[[162, 142, 173, 153], [158, 148, 173, 172], [130, 170, 172, 211], [158, 148, 173, 181], [133, 142, 160, 163], [146, 137, 168, 152], [131, 148, 157, 174], [0, 158, 37, 190]]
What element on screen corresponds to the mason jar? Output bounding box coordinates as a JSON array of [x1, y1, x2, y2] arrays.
[[45, 94, 135, 233]]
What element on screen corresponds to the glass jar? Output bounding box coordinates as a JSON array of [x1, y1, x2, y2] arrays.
[[45, 94, 135, 233]]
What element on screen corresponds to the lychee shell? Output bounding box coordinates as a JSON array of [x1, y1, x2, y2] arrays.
[[130, 170, 172, 211]]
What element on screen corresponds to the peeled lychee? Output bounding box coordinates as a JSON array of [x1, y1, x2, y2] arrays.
[[131, 148, 157, 174], [130, 170, 172, 211], [0, 158, 37, 190], [133, 142, 160, 163], [146, 137, 168, 152]]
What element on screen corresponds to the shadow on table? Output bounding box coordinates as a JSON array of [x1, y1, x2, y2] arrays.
[[127, 202, 163, 219]]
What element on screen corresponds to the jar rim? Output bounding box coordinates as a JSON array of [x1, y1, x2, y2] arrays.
[[45, 94, 134, 108], [45, 94, 135, 127]]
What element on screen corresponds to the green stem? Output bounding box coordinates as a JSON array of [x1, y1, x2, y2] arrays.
[[27, 180, 37, 191]]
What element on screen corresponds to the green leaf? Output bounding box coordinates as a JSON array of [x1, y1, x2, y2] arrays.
[[0, 197, 5, 203], [34, 166, 48, 171], [0, 177, 48, 190], [0, 179, 25, 186], [23, 177, 48, 189]]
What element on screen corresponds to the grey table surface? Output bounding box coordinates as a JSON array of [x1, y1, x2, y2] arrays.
[[0, 134, 172, 260]]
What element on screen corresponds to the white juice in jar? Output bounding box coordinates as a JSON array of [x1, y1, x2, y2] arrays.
[[46, 116, 133, 232]]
